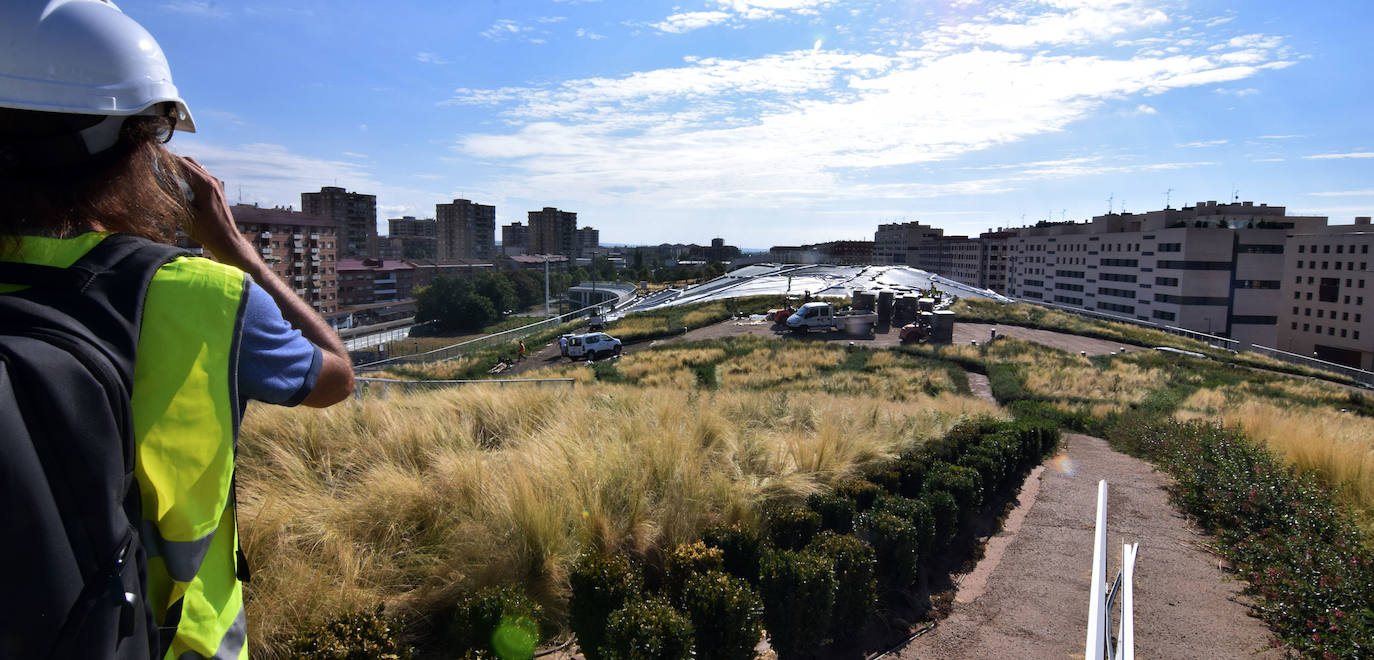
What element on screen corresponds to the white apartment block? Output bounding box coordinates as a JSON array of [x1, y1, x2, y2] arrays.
[[1005, 201, 1327, 348], [1277, 219, 1374, 369], [874, 221, 944, 265]]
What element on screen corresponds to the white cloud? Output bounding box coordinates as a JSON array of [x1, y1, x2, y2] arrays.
[[652, 11, 732, 34], [415, 51, 448, 65], [917, 0, 1170, 54], [1177, 139, 1228, 148], [1258, 134, 1301, 140], [342, 152, 369, 159], [450, 40, 1284, 208], [1304, 152, 1374, 160], [172, 140, 443, 218], [538, 16, 567, 23], [1309, 190, 1374, 197], [576, 28, 606, 40], [1125, 104, 1156, 115], [713, 0, 837, 20], [481, 19, 534, 41], [162, 1, 229, 18], [1214, 86, 1259, 95]]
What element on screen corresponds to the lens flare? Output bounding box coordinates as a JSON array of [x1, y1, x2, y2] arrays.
[[1052, 453, 1077, 476]]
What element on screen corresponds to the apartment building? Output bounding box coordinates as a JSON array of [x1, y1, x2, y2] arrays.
[[336, 258, 416, 307], [874, 221, 945, 265], [1276, 219, 1374, 369], [301, 186, 376, 258], [528, 207, 578, 257], [226, 204, 339, 315], [1005, 201, 1327, 348], [501, 222, 529, 256], [768, 241, 873, 265], [383, 216, 436, 260], [577, 227, 600, 256], [436, 199, 496, 261]]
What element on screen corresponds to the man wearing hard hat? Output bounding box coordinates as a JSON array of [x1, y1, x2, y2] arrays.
[[0, 2, 355, 659]]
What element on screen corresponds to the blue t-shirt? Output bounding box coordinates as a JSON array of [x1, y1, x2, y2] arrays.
[[238, 281, 321, 406]]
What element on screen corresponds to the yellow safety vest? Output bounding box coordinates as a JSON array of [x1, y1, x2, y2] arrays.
[[2, 233, 250, 660]]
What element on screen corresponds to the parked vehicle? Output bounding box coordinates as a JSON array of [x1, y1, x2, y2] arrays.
[[785, 302, 878, 334], [587, 306, 606, 331], [565, 332, 623, 360]]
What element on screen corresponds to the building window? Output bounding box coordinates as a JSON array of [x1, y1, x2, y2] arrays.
[[1338, 245, 1345, 254], [1309, 277, 1315, 285], [1341, 329, 1348, 338], [1330, 327, 1336, 335], [1316, 325, 1323, 333], [1152, 310, 1176, 321], [1324, 245, 1331, 253], [1293, 292, 1300, 300], [1319, 277, 1340, 302], [1357, 314, 1363, 322], [1291, 322, 1298, 330], [1317, 310, 1324, 318], [1298, 245, 1306, 253], [1293, 307, 1299, 314], [1156, 276, 1179, 286], [1305, 308, 1311, 316], [1303, 323, 1310, 331], [1356, 331, 1362, 340]]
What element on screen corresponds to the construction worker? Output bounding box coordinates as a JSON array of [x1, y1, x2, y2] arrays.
[[0, 2, 354, 658]]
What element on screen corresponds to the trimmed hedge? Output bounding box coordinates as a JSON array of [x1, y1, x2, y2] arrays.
[[681, 571, 765, 660], [665, 541, 725, 603], [806, 532, 877, 642], [763, 503, 822, 551], [601, 598, 694, 660], [758, 549, 837, 660], [570, 553, 644, 660], [446, 586, 542, 660], [805, 492, 856, 534], [703, 522, 764, 585], [288, 605, 413, 660]]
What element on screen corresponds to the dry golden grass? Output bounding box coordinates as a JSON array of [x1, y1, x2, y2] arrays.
[[1022, 357, 1164, 404], [717, 345, 846, 389], [616, 347, 727, 382], [237, 376, 1003, 658], [1175, 389, 1374, 530]]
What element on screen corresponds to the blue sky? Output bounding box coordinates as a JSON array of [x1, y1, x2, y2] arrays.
[[129, 0, 1373, 248]]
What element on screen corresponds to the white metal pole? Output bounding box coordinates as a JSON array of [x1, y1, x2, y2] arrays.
[[544, 255, 550, 319], [1085, 480, 1108, 660], [1117, 542, 1138, 660]]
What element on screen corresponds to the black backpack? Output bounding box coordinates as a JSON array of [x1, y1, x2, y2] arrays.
[[0, 234, 186, 660]]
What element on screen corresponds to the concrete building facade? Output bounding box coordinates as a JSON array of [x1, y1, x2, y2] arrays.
[[1004, 201, 1328, 348], [577, 227, 600, 256], [874, 221, 944, 265], [436, 199, 496, 261], [501, 222, 529, 256], [1277, 219, 1374, 369], [529, 207, 578, 257], [301, 186, 376, 258], [226, 204, 339, 316]]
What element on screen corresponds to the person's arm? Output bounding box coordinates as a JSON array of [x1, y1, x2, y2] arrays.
[[178, 156, 354, 407]]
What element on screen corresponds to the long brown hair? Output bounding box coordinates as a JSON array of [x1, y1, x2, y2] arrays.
[[0, 109, 194, 245]]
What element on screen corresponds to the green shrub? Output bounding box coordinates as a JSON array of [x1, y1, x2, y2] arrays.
[[986, 363, 1030, 403], [665, 541, 725, 603], [855, 510, 920, 591], [570, 553, 645, 660], [601, 597, 695, 660], [1007, 400, 1090, 433], [758, 549, 837, 659], [703, 522, 764, 585], [762, 503, 821, 551], [806, 533, 877, 643], [923, 462, 983, 512], [1105, 417, 1374, 658], [681, 571, 764, 660], [288, 604, 413, 660], [446, 586, 542, 660], [833, 479, 881, 511], [805, 492, 856, 534], [873, 494, 935, 554], [921, 489, 960, 547]]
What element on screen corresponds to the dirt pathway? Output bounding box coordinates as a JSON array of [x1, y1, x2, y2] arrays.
[[893, 433, 1278, 659]]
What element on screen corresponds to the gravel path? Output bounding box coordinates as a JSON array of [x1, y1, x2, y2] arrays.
[[893, 433, 1279, 660]]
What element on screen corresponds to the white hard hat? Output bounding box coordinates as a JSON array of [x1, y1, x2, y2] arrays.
[[0, 0, 197, 145]]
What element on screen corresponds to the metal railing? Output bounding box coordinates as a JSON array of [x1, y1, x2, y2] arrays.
[[1086, 480, 1139, 660], [353, 285, 638, 373], [1017, 299, 1241, 351], [1250, 344, 1374, 387], [354, 376, 576, 398]]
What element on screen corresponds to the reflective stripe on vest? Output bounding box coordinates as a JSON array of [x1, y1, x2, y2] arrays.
[[3, 234, 251, 660]]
